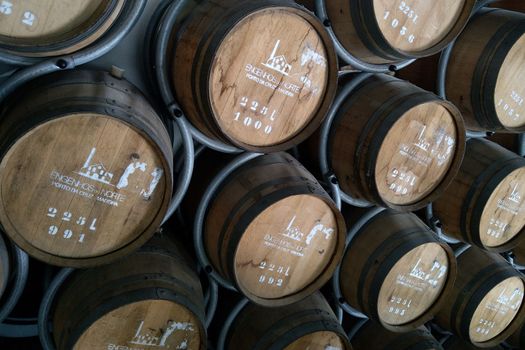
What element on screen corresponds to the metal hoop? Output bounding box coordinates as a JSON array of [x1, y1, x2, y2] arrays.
[[508, 253, 525, 271], [437, 0, 501, 98], [38, 268, 74, 350], [161, 117, 195, 225], [313, 0, 415, 72], [425, 204, 462, 245], [0, 320, 38, 337], [205, 278, 219, 328], [217, 298, 249, 350], [193, 152, 263, 291], [152, 0, 242, 154], [455, 244, 471, 258], [0, 0, 146, 99], [0, 244, 29, 324], [332, 207, 386, 319], [319, 72, 373, 208]]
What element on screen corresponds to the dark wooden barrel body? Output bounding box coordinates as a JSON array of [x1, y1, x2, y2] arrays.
[[351, 321, 443, 350], [435, 247, 525, 348], [339, 210, 456, 332], [446, 8, 525, 132], [329, 74, 465, 212], [52, 234, 206, 350], [169, 0, 338, 152], [0, 0, 126, 57], [433, 138, 525, 252], [442, 336, 504, 350], [321, 0, 475, 65], [225, 292, 351, 350], [507, 318, 525, 349], [204, 152, 345, 306], [0, 70, 174, 267]]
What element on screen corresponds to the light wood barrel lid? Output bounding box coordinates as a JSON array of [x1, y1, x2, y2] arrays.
[[378, 242, 449, 326], [0, 0, 124, 56], [283, 331, 346, 350], [209, 8, 328, 147], [375, 101, 457, 206], [494, 33, 525, 128], [480, 167, 525, 248], [373, 0, 466, 53], [0, 113, 168, 260], [234, 195, 337, 299], [469, 276, 524, 343], [73, 299, 202, 350]]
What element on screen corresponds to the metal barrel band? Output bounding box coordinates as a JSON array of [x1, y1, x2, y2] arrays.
[[161, 116, 195, 225], [0, 243, 29, 324], [0, 0, 147, 101], [217, 298, 249, 350], [153, 0, 242, 154], [193, 152, 263, 291], [205, 278, 219, 328], [455, 244, 471, 258], [331, 206, 386, 319], [38, 267, 74, 350], [318, 71, 373, 208], [425, 204, 462, 245], [314, 0, 415, 72]]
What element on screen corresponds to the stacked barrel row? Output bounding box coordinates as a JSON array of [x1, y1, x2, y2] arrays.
[[0, 0, 524, 349]]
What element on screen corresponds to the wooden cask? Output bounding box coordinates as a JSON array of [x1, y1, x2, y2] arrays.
[[329, 74, 465, 212], [0, 0, 125, 57], [322, 0, 475, 65], [435, 247, 525, 348], [433, 138, 525, 252], [339, 210, 456, 332], [225, 292, 351, 350], [0, 70, 173, 267], [170, 0, 338, 152], [442, 336, 504, 350], [204, 152, 345, 306], [351, 321, 443, 350], [513, 243, 525, 266], [446, 8, 525, 133], [491, 1, 525, 12], [507, 318, 525, 349], [52, 234, 206, 350]]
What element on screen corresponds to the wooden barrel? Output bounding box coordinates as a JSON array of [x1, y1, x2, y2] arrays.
[[328, 74, 465, 212], [51, 234, 206, 350], [0, 0, 125, 57], [321, 0, 475, 65], [507, 318, 525, 349], [487, 132, 523, 153], [204, 152, 345, 306], [339, 210, 456, 332], [512, 243, 525, 266], [170, 0, 338, 152], [225, 292, 351, 350], [446, 8, 525, 133], [442, 336, 504, 350], [435, 247, 525, 348], [433, 138, 525, 252], [491, 1, 525, 12], [351, 321, 443, 350], [0, 70, 173, 267]]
